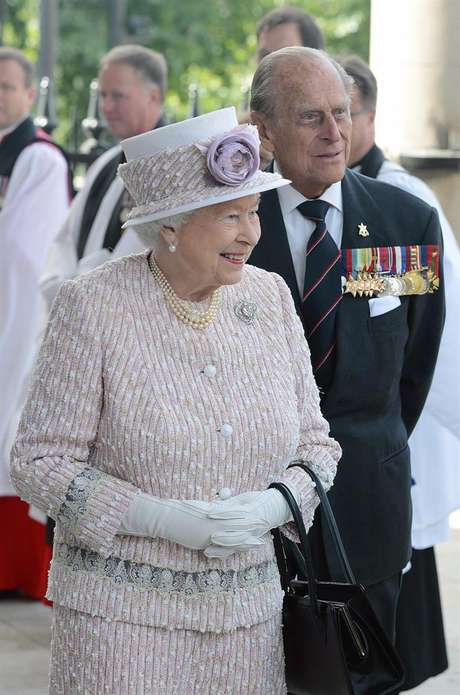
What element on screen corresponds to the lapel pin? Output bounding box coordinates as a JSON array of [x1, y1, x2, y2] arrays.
[[358, 222, 369, 237]]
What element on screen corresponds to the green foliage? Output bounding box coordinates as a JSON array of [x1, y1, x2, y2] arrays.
[[1, 0, 39, 56], [1, 0, 370, 147], [56, 1, 108, 147]]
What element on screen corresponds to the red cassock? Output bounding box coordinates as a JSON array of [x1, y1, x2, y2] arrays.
[[0, 497, 52, 603]]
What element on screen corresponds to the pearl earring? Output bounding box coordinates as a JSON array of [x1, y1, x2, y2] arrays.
[[168, 244, 177, 253]]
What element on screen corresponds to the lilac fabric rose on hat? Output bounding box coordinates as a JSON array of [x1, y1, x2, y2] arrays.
[[203, 124, 261, 186]]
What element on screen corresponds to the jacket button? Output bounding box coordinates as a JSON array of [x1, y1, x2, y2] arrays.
[[220, 423, 233, 438], [203, 365, 217, 378]]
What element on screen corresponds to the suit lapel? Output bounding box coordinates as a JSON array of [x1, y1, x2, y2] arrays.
[[253, 187, 301, 312], [341, 169, 387, 251]]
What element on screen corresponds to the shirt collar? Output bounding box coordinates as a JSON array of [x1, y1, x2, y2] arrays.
[[273, 160, 343, 217]]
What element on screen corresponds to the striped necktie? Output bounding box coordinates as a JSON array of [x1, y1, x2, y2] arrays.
[[297, 199, 342, 389]]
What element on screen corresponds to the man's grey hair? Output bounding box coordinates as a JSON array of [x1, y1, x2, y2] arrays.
[[100, 44, 167, 100], [135, 212, 193, 248], [251, 46, 353, 121], [0, 47, 35, 87]]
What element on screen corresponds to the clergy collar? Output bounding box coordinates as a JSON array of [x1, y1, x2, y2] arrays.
[[350, 143, 386, 180], [273, 160, 343, 217]]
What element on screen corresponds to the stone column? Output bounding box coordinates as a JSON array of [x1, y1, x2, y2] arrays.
[[36, 0, 58, 132], [107, 0, 127, 48], [38, 0, 57, 82], [370, 0, 460, 235]]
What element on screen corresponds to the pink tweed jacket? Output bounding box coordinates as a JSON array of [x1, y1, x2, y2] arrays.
[[11, 252, 340, 633]]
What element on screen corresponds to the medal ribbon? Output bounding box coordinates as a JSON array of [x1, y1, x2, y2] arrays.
[[343, 245, 440, 278]]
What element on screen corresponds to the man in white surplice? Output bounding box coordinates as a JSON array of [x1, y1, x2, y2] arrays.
[[0, 48, 70, 496], [41, 44, 167, 309]]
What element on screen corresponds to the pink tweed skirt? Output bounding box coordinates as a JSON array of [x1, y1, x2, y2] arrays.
[[49, 605, 287, 694]]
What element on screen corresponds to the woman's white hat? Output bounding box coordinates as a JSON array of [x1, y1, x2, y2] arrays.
[[118, 107, 290, 226]]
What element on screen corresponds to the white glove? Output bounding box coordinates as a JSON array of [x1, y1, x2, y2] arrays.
[[204, 486, 299, 559], [119, 492, 267, 553]]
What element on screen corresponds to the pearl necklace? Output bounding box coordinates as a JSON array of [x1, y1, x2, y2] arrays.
[[148, 254, 221, 330]]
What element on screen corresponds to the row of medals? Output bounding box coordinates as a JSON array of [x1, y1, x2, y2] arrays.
[[342, 269, 439, 298]]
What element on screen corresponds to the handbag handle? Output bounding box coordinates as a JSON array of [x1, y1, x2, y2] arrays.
[[288, 462, 356, 584], [269, 481, 320, 614]]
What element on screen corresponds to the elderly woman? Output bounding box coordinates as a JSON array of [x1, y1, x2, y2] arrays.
[[11, 107, 340, 695]]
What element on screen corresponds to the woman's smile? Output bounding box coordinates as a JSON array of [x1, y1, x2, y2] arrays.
[[220, 252, 247, 265]]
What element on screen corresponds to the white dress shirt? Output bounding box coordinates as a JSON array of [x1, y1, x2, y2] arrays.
[[274, 161, 343, 296]]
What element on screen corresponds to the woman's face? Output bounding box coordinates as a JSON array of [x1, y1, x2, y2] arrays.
[[160, 194, 261, 299]]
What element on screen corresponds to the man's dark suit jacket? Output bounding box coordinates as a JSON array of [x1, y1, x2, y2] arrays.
[[250, 169, 445, 586]]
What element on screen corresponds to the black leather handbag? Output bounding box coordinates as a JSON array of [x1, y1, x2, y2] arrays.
[[270, 462, 404, 695]]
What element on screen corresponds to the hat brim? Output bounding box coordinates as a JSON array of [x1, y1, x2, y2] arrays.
[[123, 175, 291, 228]]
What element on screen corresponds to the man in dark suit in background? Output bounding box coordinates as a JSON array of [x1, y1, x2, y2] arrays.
[[250, 47, 445, 642], [256, 5, 324, 63]]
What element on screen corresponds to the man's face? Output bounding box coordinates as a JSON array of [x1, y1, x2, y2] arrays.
[[348, 87, 375, 166], [99, 62, 162, 139], [0, 59, 36, 130], [254, 57, 352, 198], [257, 22, 303, 63]]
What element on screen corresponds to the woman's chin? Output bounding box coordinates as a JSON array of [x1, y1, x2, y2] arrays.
[[219, 267, 245, 286]]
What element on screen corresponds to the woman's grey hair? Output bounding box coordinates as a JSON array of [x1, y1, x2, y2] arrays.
[[100, 44, 167, 101], [135, 212, 193, 248], [250, 46, 354, 121]]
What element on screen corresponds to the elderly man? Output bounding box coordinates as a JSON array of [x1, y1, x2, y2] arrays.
[[252, 7, 324, 168], [249, 47, 445, 645], [342, 54, 460, 691], [41, 44, 167, 306], [256, 5, 324, 63], [0, 47, 70, 596]]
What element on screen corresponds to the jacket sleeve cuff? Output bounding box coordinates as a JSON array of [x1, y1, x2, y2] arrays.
[[56, 467, 139, 558]]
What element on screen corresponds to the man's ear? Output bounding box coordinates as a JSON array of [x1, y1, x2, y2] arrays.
[[28, 85, 37, 110], [147, 84, 162, 108], [251, 111, 276, 155]]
